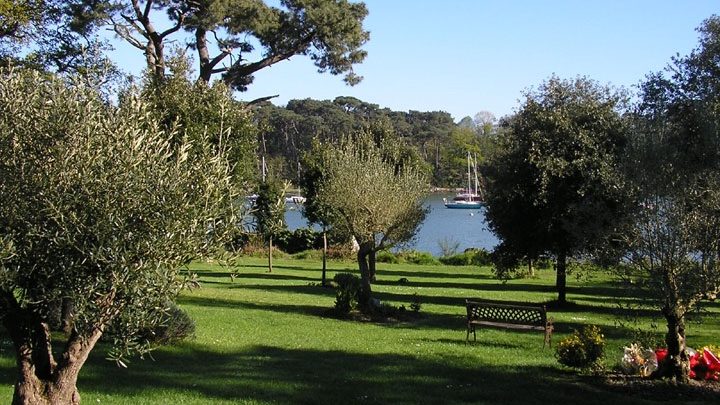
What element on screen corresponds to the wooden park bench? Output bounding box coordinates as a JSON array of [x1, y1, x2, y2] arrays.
[[465, 299, 554, 348]]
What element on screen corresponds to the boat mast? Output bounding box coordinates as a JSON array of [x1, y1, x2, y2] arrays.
[[466, 151, 472, 194], [473, 153, 479, 196]]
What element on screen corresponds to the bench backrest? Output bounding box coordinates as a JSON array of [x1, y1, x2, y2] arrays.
[[466, 299, 547, 326]]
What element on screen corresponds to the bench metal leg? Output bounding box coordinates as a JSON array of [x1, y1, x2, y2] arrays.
[[466, 326, 476, 343], [544, 330, 552, 349]]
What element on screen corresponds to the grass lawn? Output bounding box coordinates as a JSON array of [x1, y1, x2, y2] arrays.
[[0, 257, 717, 404]]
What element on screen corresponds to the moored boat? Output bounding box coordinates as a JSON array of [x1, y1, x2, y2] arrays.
[[444, 152, 484, 209], [443, 197, 483, 209]]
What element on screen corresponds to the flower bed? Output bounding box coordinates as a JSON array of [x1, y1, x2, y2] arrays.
[[622, 344, 720, 381]]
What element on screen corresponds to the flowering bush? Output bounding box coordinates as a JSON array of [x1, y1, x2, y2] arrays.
[[556, 325, 605, 369]]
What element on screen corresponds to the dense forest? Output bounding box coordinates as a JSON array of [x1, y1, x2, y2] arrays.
[[252, 97, 498, 187]]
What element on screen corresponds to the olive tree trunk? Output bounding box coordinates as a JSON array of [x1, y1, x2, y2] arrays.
[[267, 236, 273, 273], [4, 309, 103, 405], [356, 242, 373, 309], [321, 230, 327, 286], [657, 306, 690, 382]]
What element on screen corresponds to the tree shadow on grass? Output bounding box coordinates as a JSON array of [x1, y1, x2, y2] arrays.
[[375, 268, 496, 281], [177, 292, 652, 342], [372, 279, 555, 293], [69, 344, 671, 405], [178, 295, 331, 318]]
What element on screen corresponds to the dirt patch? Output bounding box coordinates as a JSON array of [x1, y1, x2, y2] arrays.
[[597, 373, 720, 402]]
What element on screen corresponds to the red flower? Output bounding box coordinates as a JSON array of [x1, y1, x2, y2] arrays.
[[701, 349, 720, 381], [653, 347, 720, 381], [655, 348, 667, 364]]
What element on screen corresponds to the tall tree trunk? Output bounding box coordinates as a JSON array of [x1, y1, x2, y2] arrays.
[[528, 258, 535, 277], [321, 229, 327, 286], [196, 26, 212, 83], [556, 250, 567, 305], [369, 250, 376, 282], [268, 236, 273, 273], [357, 242, 373, 309], [658, 306, 690, 382]]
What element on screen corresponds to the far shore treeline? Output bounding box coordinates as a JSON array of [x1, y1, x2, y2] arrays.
[[253, 97, 497, 188]]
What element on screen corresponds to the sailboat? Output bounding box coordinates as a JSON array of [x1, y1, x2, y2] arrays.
[[444, 152, 484, 209]]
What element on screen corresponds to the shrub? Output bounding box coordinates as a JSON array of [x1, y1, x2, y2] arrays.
[[292, 249, 322, 260], [439, 248, 492, 266], [232, 233, 266, 257], [137, 303, 196, 346], [376, 250, 399, 264], [275, 227, 322, 254], [556, 325, 605, 370], [333, 273, 360, 314], [225, 227, 251, 252], [376, 250, 439, 265], [399, 250, 440, 265], [326, 245, 355, 260]]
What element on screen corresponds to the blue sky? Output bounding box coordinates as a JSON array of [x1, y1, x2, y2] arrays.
[[109, 1, 718, 122]]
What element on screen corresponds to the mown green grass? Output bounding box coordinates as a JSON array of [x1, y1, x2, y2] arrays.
[[0, 258, 717, 404]]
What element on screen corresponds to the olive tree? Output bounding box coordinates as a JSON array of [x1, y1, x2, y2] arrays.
[[314, 131, 429, 308], [0, 68, 242, 404], [616, 16, 720, 382]]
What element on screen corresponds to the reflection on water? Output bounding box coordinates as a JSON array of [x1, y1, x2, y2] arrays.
[[285, 193, 498, 257]]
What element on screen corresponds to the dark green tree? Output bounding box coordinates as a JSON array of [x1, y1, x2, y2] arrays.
[[299, 140, 338, 286], [253, 176, 287, 273], [483, 76, 628, 305]]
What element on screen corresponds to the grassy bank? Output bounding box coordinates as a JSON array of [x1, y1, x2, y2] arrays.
[[0, 258, 717, 404]]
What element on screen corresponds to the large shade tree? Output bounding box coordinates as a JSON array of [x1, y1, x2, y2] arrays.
[[0, 0, 120, 89], [91, 0, 369, 91], [312, 129, 429, 308], [618, 16, 720, 382], [0, 68, 243, 405], [483, 76, 628, 305]]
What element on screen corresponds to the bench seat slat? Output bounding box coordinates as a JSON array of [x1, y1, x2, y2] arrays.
[[469, 320, 546, 331]]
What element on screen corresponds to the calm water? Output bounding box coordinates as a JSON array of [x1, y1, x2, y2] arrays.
[[285, 193, 498, 257]]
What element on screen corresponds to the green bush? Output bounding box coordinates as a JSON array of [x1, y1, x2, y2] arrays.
[[275, 228, 322, 254], [137, 303, 196, 346], [292, 249, 322, 260], [555, 325, 605, 369], [225, 227, 251, 252], [376, 250, 399, 264], [333, 273, 361, 314], [376, 250, 438, 265], [399, 250, 440, 265], [439, 248, 492, 266]]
